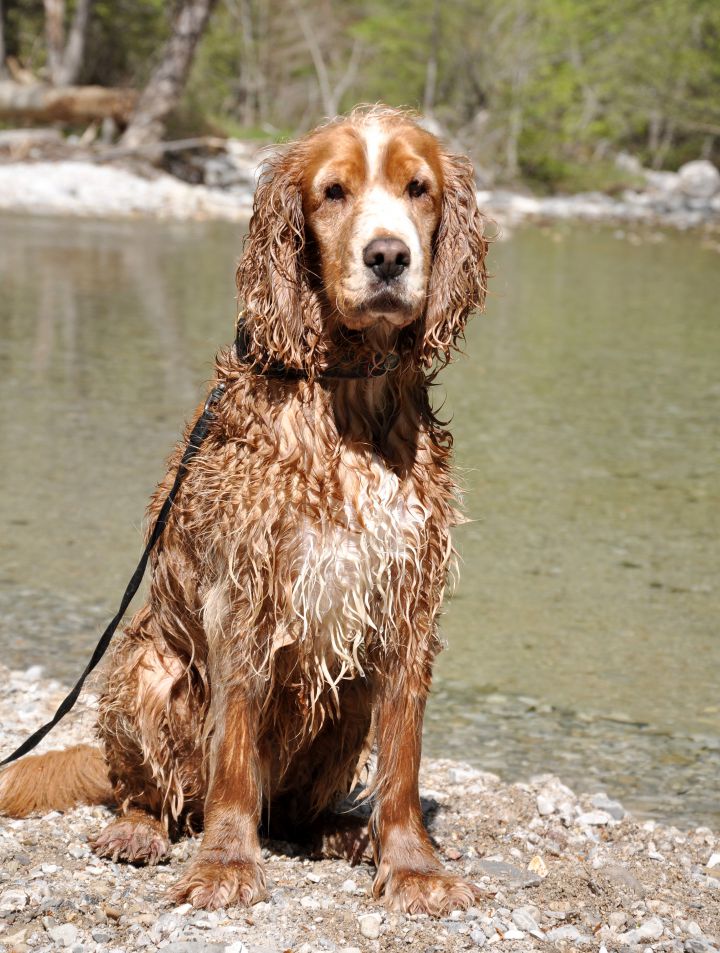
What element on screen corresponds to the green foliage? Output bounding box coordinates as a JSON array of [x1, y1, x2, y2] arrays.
[[2, 0, 719, 190]]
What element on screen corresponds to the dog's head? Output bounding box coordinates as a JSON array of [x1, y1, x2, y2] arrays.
[[236, 106, 488, 370]]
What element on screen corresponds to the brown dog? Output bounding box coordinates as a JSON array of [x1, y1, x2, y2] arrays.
[[0, 106, 488, 915]]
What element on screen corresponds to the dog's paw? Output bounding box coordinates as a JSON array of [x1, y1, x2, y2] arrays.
[[92, 813, 169, 866], [168, 860, 267, 910], [375, 866, 481, 916]]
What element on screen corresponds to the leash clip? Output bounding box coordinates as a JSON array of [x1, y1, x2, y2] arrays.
[[204, 382, 227, 414]]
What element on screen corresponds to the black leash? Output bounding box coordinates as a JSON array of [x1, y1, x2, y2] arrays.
[[1, 382, 227, 767], [1, 321, 402, 767]]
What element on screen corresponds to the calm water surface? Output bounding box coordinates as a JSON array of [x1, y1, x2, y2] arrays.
[[1, 213, 718, 825]]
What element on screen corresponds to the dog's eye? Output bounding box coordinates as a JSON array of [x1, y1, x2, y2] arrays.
[[325, 183, 345, 201], [407, 179, 428, 199]]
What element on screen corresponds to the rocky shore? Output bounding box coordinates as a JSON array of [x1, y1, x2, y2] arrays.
[[1, 131, 719, 232], [0, 666, 718, 953]]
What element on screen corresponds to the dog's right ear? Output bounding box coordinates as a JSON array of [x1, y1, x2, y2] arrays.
[[236, 148, 318, 370]]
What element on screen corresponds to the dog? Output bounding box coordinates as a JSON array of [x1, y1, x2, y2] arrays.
[[0, 105, 488, 915]]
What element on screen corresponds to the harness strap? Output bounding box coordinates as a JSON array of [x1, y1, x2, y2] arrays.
[[1, 382, 226, 767]]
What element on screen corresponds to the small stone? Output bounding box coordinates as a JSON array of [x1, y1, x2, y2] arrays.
[[445, 846, 463, 860], [545, 925, 582, 942], [0, 889, 29, 913], [48, 924, 79, 948], [600, 864, 647, 897], [470, 929, 486, 947], [358, 913, 382, 939], [477, 859, 541, 887], [502, 929, 525, 940], [527, 855, 548, 878], [300, 895, 320, 909], [536, 794, 555, 816], [590, 793, 626, 821], [685, 941, 714, 953], [340, 879, 358, 893], [340, 948, 362, 953], [707, 852, 720, 869], [511, 908, 541, 933], [619, 916, 664, 944], [576, 810, 612, 826], [608, 912, 627, 932]]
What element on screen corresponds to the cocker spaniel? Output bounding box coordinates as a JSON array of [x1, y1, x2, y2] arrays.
[[0, 105, 488, 915]]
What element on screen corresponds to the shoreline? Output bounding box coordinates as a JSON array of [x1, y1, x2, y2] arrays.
[[0, 157, 719, 234], [0, 666, 718, 953]]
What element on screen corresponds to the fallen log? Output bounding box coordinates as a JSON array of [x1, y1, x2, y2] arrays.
[[0, 81, 138, 125]]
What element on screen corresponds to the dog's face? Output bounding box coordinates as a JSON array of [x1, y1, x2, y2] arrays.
[[237, 106, 488, 369], [300, 121, 444, 331]]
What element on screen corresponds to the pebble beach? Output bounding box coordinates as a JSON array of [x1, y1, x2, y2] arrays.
[[0, 666, 718, 953]]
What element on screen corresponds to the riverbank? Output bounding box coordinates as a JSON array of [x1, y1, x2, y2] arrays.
[[0, 666, 718, 953], [1, 134, 719, 232]]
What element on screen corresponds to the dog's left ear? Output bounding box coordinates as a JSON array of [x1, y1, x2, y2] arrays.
[[236, 148, 320, 370], [418, 153, 488, 368]]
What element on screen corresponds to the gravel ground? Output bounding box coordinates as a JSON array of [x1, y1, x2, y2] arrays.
[[1, 666, 718, 953]]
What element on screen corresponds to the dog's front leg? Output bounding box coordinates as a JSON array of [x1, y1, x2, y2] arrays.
[[371, 659, 480, 916], [169, 683, 266, 910]]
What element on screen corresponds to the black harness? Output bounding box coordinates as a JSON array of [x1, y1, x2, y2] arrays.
[[1, 322, 400, 766]]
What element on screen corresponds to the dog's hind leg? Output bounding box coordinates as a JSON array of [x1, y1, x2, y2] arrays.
[[95, 610, 207, 851]]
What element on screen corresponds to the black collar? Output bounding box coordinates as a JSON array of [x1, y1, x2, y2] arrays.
[[234, 318, 400, 381]]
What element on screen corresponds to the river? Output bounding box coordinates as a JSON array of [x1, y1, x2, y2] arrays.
[[1, 213, 718, 826]]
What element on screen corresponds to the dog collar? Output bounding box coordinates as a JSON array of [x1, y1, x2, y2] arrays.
[[234, 318, 400, 381]]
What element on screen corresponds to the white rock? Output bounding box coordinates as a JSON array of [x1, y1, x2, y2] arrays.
[[0, 888, 29, 912], [707, 852, 720, 869], [340, 878, 358, 893], [619, 916, 664, 944], [608, 912, 627, 931], [512, 907, 541, 933], [677, 160, 720, 198], [576, 810, 612, 826], [502, 929, 525, 940], [300, 895, 320, 909], [358, 913, 382, 939], [536, 794, 555, 816], [448, 765, 483, 784], [48, 923, 79, 948], [590, 792, 626, 820], [545, 925, 582, 942]]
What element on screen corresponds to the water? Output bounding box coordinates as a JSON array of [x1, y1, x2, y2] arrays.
[[1, 213, 718, 827]]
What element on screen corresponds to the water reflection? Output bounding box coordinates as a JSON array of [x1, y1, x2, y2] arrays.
[[1, 213, 718, 826]]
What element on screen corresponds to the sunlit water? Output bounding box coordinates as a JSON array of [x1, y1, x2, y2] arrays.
[[1, 213, 718, 826]]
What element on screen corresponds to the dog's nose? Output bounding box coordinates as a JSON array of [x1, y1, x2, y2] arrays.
[[363, 237, 411, 281]]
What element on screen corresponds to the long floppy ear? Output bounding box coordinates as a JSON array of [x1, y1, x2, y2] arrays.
[[418, 152, 489, 368], [235, 147, 320, 369]]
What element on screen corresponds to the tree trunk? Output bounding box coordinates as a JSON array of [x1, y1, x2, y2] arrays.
[[423, 0, 441, 116], [43, 0, 92, 85], [57, 0, 92, 85], [0, 0, 8, 79], [120, 0, 219, 149], [44, 0, 65, 85], [0, 80, 138, 124]]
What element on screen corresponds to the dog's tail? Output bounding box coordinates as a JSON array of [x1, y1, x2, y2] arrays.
[[0, 744, 115, 817]]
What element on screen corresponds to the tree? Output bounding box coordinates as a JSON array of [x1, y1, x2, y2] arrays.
[[43, 0, 93, 86], [120, 0, 220, 149]]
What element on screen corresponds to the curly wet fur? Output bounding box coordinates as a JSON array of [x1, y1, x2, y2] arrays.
[[0, 106, 489, 914]]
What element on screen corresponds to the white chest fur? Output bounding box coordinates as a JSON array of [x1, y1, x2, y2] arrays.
[[290, 453, 428, 686]]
